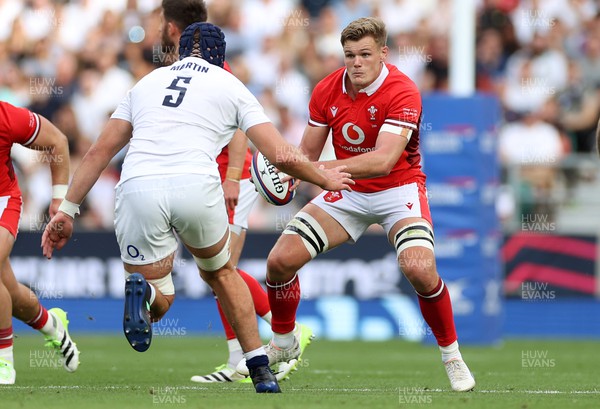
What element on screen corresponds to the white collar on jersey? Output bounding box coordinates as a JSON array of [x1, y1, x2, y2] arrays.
[[342, 62, 389, 96]]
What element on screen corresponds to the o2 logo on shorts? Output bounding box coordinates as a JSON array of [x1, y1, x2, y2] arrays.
[[342, 122, 365, 145], [127, 245, 145, 261]]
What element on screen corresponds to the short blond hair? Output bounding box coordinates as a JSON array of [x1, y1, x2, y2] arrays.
[[340, 17, 387, 48]]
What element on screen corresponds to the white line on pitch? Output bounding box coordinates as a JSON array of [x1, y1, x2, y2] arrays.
[[4, 385, 600, 395]]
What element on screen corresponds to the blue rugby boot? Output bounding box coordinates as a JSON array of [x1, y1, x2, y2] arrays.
[[123, 273, 152, 352], [247, 356, 281, 393]]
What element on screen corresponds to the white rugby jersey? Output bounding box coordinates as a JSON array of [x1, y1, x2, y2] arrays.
[[112, 56, 270, 184]]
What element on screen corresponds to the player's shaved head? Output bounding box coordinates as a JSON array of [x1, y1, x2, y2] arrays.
[[162, 0, 208, 31], [341, 17, 387, 48]]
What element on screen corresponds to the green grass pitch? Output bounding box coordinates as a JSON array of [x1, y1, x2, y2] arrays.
[[3, 334, 599, 408]]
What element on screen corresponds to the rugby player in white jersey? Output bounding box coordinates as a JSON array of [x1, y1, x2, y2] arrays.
[[160, 0, 314, 384], [41, 22, 353, 393]]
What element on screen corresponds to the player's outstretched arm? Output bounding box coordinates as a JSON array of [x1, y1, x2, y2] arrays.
[[63, 118, 132, 206], [246, 122, 354, 192], [41, 118, 133, 259], [28, 115, 70, 217], [299, 124, 330, 162], [277, 121, 330, 191]]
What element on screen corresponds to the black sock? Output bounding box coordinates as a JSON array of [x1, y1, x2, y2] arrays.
[[246, 355, 268, 370]]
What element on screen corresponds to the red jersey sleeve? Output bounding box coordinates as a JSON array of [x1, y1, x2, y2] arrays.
[[383, 79, 422, 135], [0, 102, 41, 146], [381, 69, 424, 189], [308, 80, 329, 127]]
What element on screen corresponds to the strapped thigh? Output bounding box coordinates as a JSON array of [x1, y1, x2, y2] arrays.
[[283, 211, 329, 258], [394, 221, 435, 256], [193, 233, 231, 272]]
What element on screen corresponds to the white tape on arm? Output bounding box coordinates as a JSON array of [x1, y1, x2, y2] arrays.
[[58, 199, 80, 219], [52, 184, 68, 199], [379, 124, 413, 141]]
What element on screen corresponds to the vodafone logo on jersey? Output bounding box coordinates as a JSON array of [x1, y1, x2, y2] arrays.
[[342, 122, 365, 144], [340, 122, 375, 153]]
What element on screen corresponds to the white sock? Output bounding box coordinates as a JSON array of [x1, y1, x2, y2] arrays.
[[0, 345, 14, 366], [243, 346, 266, 361], [440, 340, 462, 363], [273, 330, 294, 349], [227, 338, 243, 368], [260, 312, 272, 324], [40, 311, 62, 339]]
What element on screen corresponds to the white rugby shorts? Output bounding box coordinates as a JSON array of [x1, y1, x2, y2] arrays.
[[114, 174, 228, 265], [228, 178, 259, 230], [310, 182, 432, 242]]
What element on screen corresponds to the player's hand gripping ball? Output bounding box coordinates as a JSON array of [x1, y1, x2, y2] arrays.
[[250, 151, 296, 206]]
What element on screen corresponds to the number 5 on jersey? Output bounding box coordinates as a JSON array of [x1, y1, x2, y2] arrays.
[[162, 76, 192, 108]]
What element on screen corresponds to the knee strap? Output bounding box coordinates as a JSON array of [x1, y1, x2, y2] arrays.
[[193, 234, 231, 272], [282, 211, 328, 258], [394, 221, 435, 256]]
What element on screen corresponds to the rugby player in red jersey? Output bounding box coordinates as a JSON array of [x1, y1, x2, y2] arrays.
[[238, 17, 476, 392], [0, 101, 79, 384]]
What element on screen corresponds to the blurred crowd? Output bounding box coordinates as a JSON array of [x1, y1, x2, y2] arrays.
[[1, 0, 599, 231]]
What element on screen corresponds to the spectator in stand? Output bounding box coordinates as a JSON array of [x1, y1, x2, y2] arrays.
[[422, 34, 449, 92], [332, 0, 372, 31], [476, 28, 509, 93], [579, 31, 600, 89], [498, 106, 567, 218], [502, 31, 568, 118], [556, 60, 600, 153]]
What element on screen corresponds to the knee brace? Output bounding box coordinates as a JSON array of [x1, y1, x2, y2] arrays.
[[193, 234, 231, 272], [394, 221, 435, 257], [283, 211, 329, 258]]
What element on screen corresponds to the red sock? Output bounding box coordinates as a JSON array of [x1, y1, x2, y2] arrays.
[[238, 268, 270, 317], [267, 274, 300, 334], [417, 278, 457, 347], [0, 326, 13, 349], [26, 304, 49, 330]]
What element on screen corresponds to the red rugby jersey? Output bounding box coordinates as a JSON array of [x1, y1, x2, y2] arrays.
[[308, 63, 426, 193], [0, 101, 41, 194]]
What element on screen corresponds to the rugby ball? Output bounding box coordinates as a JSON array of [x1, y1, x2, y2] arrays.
[[250, 151, 296, 206]]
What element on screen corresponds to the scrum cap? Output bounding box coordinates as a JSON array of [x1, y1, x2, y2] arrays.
[[179, 22, 226, 67]]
